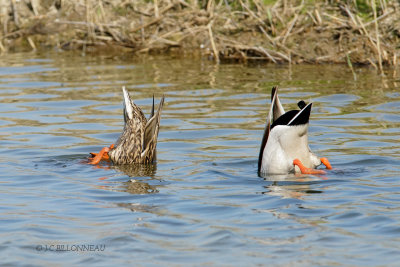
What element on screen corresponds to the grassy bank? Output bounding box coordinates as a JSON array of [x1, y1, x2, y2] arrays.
[[1, 0, 399, 70]]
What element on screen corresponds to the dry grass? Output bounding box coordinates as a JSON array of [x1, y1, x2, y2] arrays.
[[0, 0, 399, 71]]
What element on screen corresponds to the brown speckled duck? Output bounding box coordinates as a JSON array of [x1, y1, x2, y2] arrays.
[[89, 86, 165, 165]]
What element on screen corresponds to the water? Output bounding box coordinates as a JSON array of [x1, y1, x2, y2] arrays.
[[0, 51, 399, 266]]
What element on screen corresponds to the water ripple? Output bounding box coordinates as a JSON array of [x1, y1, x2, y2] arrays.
[[0, 52, 400, 266]]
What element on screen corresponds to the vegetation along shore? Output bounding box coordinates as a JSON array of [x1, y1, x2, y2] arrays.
[[1, 0, 399, 71]]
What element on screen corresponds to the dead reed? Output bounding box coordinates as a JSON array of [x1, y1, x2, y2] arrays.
[[0, 0, 398, 69]]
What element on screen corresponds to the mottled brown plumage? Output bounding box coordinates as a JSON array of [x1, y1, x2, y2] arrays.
[[107, 86, 164, 165]]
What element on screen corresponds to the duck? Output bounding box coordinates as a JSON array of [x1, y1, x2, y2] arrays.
[[89, 86, 165, 165], [258, 86, 331, 175]]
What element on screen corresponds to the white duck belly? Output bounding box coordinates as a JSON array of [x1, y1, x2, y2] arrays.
[[260, 128, 294, 174], [258, 86, 332, 175], [260, 124, 321, 174]]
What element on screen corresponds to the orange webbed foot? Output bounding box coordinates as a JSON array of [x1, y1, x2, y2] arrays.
[[320, 157, 332, 169], [293, 158, 326, 175], [90, 152, 110, 160], [89, 147, 110, 164], [88, 144, 114, 164]]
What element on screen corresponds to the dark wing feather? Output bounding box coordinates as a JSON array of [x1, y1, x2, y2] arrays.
[[258, 87, 278, 173], [271, 86, 277, 101], [149, 94, 155, 120], [258, 121, 270, 173]]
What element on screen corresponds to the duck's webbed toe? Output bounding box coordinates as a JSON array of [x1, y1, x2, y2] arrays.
[[88, 144, 114, 164], [320, 157, 332, 169], [293, 158, 327, 175]]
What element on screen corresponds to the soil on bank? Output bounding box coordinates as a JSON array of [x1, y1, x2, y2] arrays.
[[1, 0, 399, 70]]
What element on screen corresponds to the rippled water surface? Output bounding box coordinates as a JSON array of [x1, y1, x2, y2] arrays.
[[1, 51, 400, 266]]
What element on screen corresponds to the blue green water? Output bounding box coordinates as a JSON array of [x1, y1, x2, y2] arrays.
[[1, 52, 399, 266]]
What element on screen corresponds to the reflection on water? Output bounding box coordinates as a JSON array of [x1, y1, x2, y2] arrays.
[[262, 177, 325, 199], [0, 51, 400, 266], [123, 179, 158, 194], [114, 163, 158, 178]]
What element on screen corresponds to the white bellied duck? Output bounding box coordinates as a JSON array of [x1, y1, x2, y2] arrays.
[[258, 87, 331, 174]]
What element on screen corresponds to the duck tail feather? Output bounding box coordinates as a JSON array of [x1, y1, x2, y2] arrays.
[[288, 102, 312, 126], [271, 86, 285, 122], [142, 96, 165, 160], [122, 86, 134, 121], [297, 100, 306, 109], [122, 86, 147, 124]]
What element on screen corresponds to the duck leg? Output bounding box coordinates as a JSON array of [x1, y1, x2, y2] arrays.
[[320, 157, 332, 169], [89, 144, 114, 164], [293, 158, 327, 175]]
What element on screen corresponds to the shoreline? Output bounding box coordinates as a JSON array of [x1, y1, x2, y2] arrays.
[[1, 1, 399, 71]]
